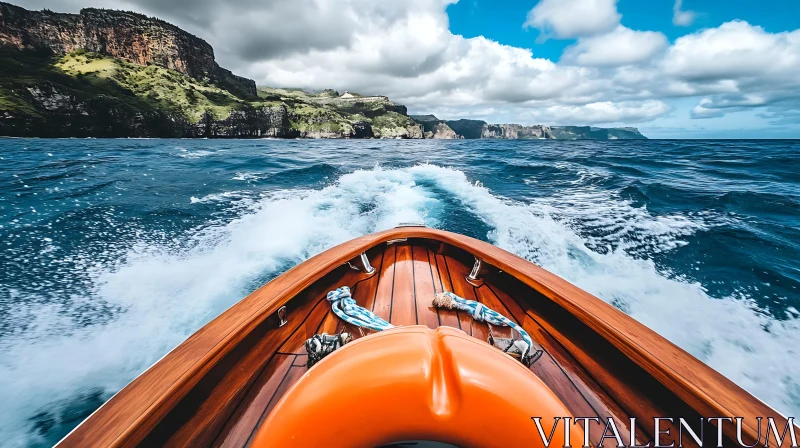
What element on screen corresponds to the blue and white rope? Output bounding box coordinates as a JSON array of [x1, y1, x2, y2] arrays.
[[325, 286, 535, 363], [434, 291, 534, 360], [326, 286, 394, 332]]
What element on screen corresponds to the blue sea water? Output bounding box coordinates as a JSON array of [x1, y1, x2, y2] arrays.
[[0, 138, 798, 446]]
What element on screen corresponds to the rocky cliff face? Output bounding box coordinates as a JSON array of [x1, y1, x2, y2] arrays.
[[481, 123, 553, 139], [550, 126, 647, 140], [427, 118, 646, 140], [410, 114, 460, 139], [0, 2, 256, 98], [427, 122, 460, 139], [416, 117, 555, 140]]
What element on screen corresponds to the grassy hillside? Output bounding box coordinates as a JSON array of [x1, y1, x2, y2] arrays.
[[1, 49, 167, 135], [550, 126, 647, 140], [257, 87, 420, 138], [57, 51, 250, 122], [0, 49, 422, 138]]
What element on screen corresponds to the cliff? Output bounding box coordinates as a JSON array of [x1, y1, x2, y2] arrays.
[[259, 87, 422, 139], [423, 119, 556, 140], [0, 2, 256, 98], [481, 123, 554, 139], [412, 117, 647, 140], [0, 2, 424, 139], [550, 126, 647, 140], [410, 114, 461, 139]]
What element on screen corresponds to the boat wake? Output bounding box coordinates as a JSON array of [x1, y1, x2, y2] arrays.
[[1, 164, 798, 446]]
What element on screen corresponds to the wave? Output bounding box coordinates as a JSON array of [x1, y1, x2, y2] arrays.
[[189, 190, 252, 204], [175, 146, 220, 159], [1, 164, 798, 446], [232, 164, 341, 187]]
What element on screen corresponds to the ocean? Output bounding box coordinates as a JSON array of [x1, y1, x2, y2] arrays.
[[1, 138, 798, 446]]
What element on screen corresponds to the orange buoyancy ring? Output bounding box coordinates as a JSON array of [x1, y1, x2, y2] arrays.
[[251, 326, 584, 448]]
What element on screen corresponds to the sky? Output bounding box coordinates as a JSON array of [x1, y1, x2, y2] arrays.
[[20, 0, 800, 138]]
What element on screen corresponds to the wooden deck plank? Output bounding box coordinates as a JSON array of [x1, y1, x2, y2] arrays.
[[276, 299, 331, 355], [275, 259, 379, 355], [325, 248, 388, 340], [523, 300, 686, 444], [483, 283, 629, 445], [412, 245, 440, 329], [214, 354, 294, 448], [473, 285, 512, 339], [432, 252, 460, 330], [445, 255, 488, 340], [336, 283, 368, 339], [359, 246, 386, 312], [244, 364, 308, 447], [142, 280, 337, 448], [208, 265, 370, 446], [390, 244, 417, 326], [316, 311, 340, 336], [439, 255, 471, 333], [426, 247, 442, 295], [372, 244, 397, 321]]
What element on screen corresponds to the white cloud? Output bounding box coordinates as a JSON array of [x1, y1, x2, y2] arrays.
[[691, 100, 726, 119], [524, 0, 621, 39], [673, 0, 695, 27], [663, 21, 800, 81], [562, 26, 668, 67], [661, 21, 800, 118], [539, 100, 671, 124]]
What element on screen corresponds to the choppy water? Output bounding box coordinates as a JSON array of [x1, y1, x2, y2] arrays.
[[1, 138, 798, 446]]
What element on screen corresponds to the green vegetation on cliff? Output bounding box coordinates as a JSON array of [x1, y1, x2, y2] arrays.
[[412, 117, 647, 140], [0, 48, 423, 138], [0, 48, 181, 137], [258, 87, 421, 138], [58, 51, 245, 122], [550, 126, 647, 140]]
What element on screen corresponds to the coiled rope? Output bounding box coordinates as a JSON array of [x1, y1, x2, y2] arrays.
[[432, 291, 537, 364], [326, 286, 393, 332]]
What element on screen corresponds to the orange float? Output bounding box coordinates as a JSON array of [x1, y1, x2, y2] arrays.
[[251, 325, 585, 448]]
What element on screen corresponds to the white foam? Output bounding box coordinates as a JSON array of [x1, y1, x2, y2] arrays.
[[189, 191, 251, 204], [175, 147, 218, 159], [1, 164, 797, 446], [0, 165, 438, 445], [232, 172, 264, 182], [532, 187, 706, 255]]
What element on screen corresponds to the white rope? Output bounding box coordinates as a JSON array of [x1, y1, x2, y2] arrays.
[[326, 286, 393, 332], [433, 291, 535, 362]]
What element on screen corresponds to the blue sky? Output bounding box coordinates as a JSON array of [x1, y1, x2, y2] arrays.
[[33, 0, 800, 138], [449, 0, 800, 60]]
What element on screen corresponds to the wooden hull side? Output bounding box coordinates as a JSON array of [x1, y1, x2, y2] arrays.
[[56, 229, 790, 448]]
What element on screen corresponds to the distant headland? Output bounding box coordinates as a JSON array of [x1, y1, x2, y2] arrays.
[[0, 2, 646, 139]]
